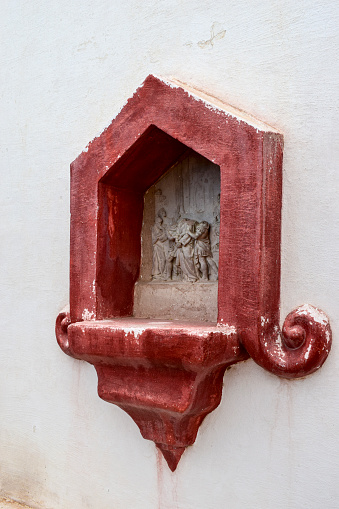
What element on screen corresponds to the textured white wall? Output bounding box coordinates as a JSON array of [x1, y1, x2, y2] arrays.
[[0, 1, 338, 508]]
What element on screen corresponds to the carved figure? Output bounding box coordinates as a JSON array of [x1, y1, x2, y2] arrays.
[[151, 209, 175, 280], [189, 221, 218, 281], [166, 223, 180, 280], [157, 207, 168, 222], [151, 216, 168, 280], [151, 211, 219, 283], [174, 218, 198, 282]]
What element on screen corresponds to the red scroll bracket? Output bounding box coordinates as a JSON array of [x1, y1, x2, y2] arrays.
[[241, 304, 332, 379]]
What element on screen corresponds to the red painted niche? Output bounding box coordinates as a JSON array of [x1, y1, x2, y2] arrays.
[[56, 75, 332, 471]]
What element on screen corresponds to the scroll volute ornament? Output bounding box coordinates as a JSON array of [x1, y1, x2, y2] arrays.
[[56, 75, 331, 471]]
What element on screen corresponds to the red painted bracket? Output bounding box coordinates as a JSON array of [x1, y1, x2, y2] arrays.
[[56, 76, 331, 471]]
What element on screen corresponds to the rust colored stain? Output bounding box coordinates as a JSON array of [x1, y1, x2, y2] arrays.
[[56, 75, 332, 471]]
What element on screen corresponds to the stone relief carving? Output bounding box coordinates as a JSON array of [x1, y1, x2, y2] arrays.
[[151, 208, 218, 282]]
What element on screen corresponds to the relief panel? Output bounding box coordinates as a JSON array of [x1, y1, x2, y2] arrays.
[[135, 151, 220, 321], [141, 151, 220, 283]]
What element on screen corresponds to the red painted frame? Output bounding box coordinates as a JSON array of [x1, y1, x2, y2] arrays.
[[56, 76, 331, 470]]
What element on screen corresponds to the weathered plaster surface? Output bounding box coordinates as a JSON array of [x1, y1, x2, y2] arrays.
[[134, 282, 218, 322], [0, 1, 338, 508]]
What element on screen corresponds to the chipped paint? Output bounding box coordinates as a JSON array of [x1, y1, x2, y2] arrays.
[[304, 343, 312, 360], [157, 75, 280, 133], [82, 308, 95, 321], [297, 304, 329, 326]]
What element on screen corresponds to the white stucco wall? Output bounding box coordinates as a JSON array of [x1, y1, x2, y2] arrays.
[[1, 1, 338, 508]]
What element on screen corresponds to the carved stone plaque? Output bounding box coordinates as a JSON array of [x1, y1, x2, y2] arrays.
[[140, 150, 220, 281], [135, 150, 220, 321]]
